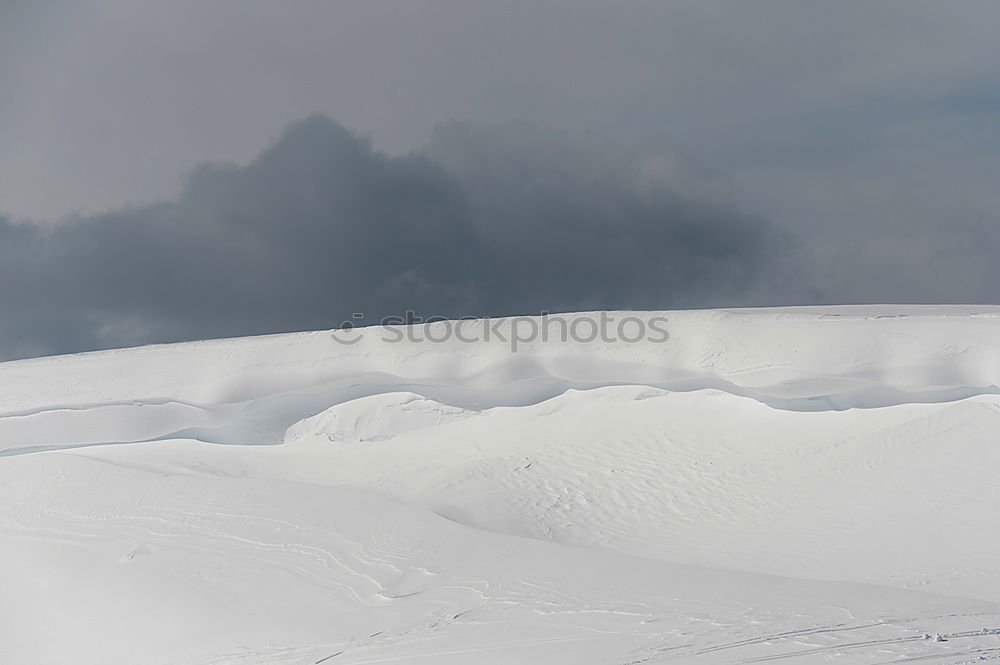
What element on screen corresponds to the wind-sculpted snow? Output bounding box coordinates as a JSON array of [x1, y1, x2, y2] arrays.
[[3, 306, 1000, 663]]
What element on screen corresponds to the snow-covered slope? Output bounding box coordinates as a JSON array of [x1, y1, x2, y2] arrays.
[[3, 306, 1000, 664]]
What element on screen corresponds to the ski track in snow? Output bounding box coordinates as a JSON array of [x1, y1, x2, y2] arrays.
[[3, 306, 1000, 664]]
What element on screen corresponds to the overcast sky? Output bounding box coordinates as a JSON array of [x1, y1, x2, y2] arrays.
[[2, 1, 1000, 359]]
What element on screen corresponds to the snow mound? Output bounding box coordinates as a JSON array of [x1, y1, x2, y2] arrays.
[[284, 392, 476, 445]]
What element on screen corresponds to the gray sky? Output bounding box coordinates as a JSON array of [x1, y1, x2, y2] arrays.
[[2, 1, 1000, 359]]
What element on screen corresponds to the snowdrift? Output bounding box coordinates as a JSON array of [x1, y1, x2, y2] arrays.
[[3, 306, 1000, 664]]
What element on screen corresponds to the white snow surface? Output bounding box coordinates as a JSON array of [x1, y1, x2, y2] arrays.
[[4, 306, 1000, 664]]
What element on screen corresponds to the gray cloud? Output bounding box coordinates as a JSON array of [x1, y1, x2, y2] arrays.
[[424, 121, 794, 312], [4, 2, 1000, 224], [0, 116, 789, 360], [4, 2, 1000, 336]]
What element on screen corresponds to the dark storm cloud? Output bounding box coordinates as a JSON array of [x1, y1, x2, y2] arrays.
[[0, 115, 788, 360], [424, 121, 793, 313]]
